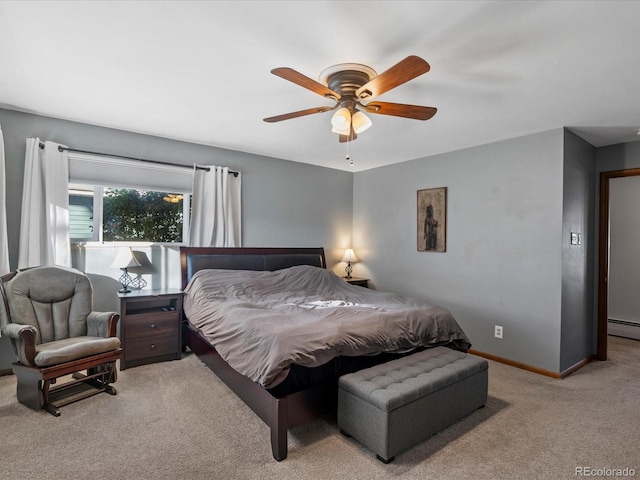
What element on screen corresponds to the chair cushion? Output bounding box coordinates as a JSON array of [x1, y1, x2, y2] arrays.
[[4, 266, 93, 343], [34, 336, 121, 367]]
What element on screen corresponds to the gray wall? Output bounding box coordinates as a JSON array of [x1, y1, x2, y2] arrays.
[[0, 108, 353, 369], [0, 108, 354, 272], [353, 129, 566, 373], [3, 105, 638, 374], [560, 130, 596, 371], [597, 141, 640, 173]]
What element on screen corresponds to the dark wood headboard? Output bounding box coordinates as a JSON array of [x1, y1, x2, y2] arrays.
[[179, 247, 326, 289]]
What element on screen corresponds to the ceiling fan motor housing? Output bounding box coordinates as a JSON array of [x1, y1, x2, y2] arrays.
[[321, 63, 377, 109], [328, 70, 370, 105]]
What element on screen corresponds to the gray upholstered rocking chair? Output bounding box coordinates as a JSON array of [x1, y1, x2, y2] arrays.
[[0, 265, 122, 416]]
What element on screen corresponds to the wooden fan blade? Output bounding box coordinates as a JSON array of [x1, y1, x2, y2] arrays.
[[356, 56, 430, 99], [271, 67, 341, 100], [364, 102, 437, 120], [263, 106, 334, 123]]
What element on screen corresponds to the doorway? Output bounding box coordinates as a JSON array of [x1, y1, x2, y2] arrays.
[[597, 167, 640, 360]]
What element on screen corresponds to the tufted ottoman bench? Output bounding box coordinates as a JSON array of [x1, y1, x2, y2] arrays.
[[337, 346, 488, 463]]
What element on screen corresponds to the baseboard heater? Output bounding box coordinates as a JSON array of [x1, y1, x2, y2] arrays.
[[608, 318, 640, 327], [608, 318, 640, 340]]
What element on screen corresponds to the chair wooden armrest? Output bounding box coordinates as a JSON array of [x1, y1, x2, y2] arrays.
[[1, 323, 37, 366]]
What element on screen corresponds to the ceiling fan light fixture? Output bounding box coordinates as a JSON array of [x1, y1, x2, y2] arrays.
[[331, 107, 351, 130], [352, 111, 372, 134], [265, 56, 435, 144]]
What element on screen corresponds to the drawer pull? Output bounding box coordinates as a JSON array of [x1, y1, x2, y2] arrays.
[[150, 344, 156, 349], [150, 323, 157, 329]]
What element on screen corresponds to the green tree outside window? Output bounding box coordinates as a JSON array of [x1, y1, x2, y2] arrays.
[[103, 189, 183, 242]]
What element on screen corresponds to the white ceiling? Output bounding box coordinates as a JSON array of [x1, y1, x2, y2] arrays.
[[1, 1, 640, 172]]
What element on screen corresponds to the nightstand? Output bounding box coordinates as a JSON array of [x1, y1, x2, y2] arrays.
[[118, 288, 183, 370], [343, 277, 369, 288]]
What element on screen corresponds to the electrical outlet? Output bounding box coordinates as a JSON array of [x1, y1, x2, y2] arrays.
[[494, 325, 503, 339]]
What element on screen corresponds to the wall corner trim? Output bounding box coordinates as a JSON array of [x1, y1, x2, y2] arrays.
[[559, 355, 595, 378]]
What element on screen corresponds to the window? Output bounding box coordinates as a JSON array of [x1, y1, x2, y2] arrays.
[[69, 184, 190, 243], [67, 151, 195, 244], [69, 185, 97, 242]]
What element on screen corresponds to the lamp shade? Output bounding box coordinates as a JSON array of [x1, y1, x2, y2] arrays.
[[341, 248, 358, 264], [331, 107, 351, 130], [351, 111, 372, 134], [110, 247, 142, 269]]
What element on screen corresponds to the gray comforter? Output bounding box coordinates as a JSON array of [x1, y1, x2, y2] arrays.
[[183, 265, 471, 389]]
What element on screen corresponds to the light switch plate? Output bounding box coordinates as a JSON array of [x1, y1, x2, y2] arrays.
[[570, 232, 582, 245]]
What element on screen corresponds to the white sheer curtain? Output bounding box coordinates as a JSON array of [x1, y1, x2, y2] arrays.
[[0, 126, 9, 274], [18, 139, 71, 268], [189, 166, 241, 247]]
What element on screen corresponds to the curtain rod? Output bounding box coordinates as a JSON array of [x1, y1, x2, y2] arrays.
[[37, 142, 240, 176]]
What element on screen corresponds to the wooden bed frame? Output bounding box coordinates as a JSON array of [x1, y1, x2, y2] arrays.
[[180, 247, 335, 461]]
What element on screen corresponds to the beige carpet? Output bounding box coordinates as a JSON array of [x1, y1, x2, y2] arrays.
[[1, 336, 638, 480]]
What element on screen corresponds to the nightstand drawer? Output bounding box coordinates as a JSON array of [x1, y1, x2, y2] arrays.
[[124, 335, 178, 362], [118, 288, 183, 370], [124, 312, 179, 339]]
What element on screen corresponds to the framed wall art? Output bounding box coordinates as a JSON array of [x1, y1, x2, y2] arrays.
[[417, 187, 447, 252]]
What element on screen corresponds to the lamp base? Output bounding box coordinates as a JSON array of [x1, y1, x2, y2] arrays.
[[345, 262, 353, 279], [118, 269, 133, 294], [129, 275, 147, 290]]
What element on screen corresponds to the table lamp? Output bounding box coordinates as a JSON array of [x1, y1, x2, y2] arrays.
[[341, 248, 359, 279], [111, 247, 142, 293]]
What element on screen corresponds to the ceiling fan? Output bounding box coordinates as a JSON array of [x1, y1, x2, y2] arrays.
[[263, 55, 437, 143]]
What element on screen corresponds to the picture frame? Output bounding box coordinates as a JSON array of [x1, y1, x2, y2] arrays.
[[417, 187, 447, 252]]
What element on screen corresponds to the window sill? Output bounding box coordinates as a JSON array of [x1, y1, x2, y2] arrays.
[[71, 242, 186, 248]]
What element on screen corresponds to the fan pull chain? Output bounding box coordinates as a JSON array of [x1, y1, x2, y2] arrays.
[[345, 138, 354, 167]]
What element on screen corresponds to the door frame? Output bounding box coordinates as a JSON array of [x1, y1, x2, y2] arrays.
[[597, 167, 640, 360]]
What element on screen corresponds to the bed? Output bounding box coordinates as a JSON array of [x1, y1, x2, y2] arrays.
[[180, 247, 470, 461]]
